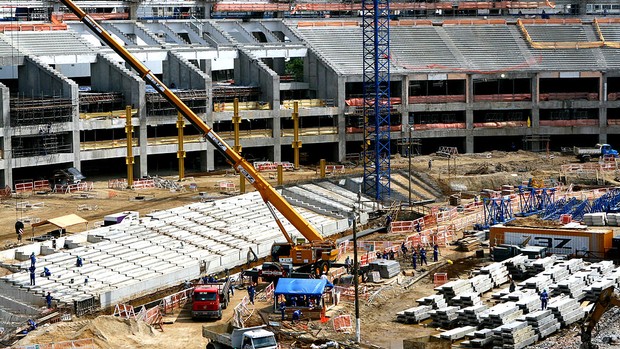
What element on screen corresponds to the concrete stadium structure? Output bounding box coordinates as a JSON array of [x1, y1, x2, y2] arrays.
[[0, 180, 375, 323], [0, 15, 619, 187]]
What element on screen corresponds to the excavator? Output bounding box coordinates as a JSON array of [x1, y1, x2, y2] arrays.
[[580, 286, 620, 349], [58, 0, 339, 271]]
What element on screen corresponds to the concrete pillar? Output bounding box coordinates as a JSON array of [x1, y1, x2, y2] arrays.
[[599, 75, 607, 144], [273, 58, 286, 76], [129, 2, 139, 20], [70, 83, 80, 171], [402, 76, 410, 128], [272, 111, 281, 163], [337, 77, 347, 162], [465, 135, 474, 154], [531, 75, 540, 128], [205, 142, 215, 171], [0, 84, 10, 187]]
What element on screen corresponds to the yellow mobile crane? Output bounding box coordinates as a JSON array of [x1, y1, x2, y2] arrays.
[[580, 286, 620, 349], [59, 0, 338, 269]]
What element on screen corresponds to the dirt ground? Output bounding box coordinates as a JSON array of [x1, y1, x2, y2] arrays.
[[7, 150, 597, 348]]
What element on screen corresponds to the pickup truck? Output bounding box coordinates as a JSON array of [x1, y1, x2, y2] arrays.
[[203, 323, 278, 349], [191, 279, 231, 320], [573, 144, 619, 163]]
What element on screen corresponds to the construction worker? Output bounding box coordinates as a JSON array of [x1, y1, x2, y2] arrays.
[[428, 159, 433, 170], [433, 243, 439, 262], [401, 242, 408, 257], [30, 252, 36, 268], [420, 247, 428, 266], [41, 267, 51, 277], [385, 214, 392, 232], [540, 289, 549, 310], [248, 283, 256, 305], [45, 292, 52, 308], [509, 277, 516, 293], [76, 256, 83, 267], [292, 309, 302, 323], [411, 249, 417, 270], [279, 301, 286, 321], [15, 221, 24, 243], [344, 256, 351, 273], [389, 250, 395, 260], [29, 265, 36, 286]]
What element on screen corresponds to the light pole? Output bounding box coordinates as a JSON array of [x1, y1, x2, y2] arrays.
[[350, 208, 361, 343], [408, 126, 414, 207]]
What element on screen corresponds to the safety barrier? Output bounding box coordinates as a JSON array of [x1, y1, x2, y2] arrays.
[[359, 252, 377, 267], [133, 179, 156, 190], [233, 295, 253, 328], [334, 286, 369, 302], [160, 288, 193, 314], [216, 180, 236, 193], [135, 305, 162, 328], [253, 161, 294, 172], [257, 282, 274, 301], [333, 314, 353, 333], [325, 165, 345, 175], [15, 181, 34, 193], [34, 180, 52, 192], [113, 304, 136, 318], [434, 273, 448, 287], [108, 179, 128, 189]]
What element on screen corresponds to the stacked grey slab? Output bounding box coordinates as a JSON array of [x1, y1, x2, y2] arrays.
[[556, 258, 585, 274], [525, 309, 561, 340], [548, 297, 586, 326], [480, 302, 523, 329], [439, 325, 477, 341], [587, 260, 615, 276], [584, 279, 616, 302], [368, 259, 401, 279], [520, 274, 552, 293], [515, 294, 543, 314], [500, 289, 536, 303], [528, 257, 557, 277], [551, 274, 588, 300], [396, 305, 433, 324], [491, 320, 538, 349], [477, 262, 510, 287], [504, 255, 529, 280], [470, 274, 494, 294], [452, 292, 482, 308], [491, 286, 513, 300], [457, 304, 489, 326], [583, 212, 607, 226], [470, 329, 495, 348], [436, 279, 475, 303], [541, 265, 570, 283], [429, 306, 460, 328], [607, 213, 620, 226], [417, 294, 448, 309]]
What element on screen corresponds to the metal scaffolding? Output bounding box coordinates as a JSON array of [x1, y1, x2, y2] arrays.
[[9, 95, 72, 127]]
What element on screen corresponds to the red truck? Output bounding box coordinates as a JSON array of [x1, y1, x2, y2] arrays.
[[191, 279, 232, 320]]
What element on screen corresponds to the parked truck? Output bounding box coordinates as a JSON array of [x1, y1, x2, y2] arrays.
[[203, 324, 277, 349], [573, 144, 619, 163], [192, 279, 232, 320]]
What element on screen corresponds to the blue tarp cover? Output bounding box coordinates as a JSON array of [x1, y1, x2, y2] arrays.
[[274, 278, 327, 296]]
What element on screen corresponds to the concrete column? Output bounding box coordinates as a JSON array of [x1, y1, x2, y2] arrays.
[[599, 75, 607, 144], [129, 2, 139, 20], [465, 75, 474, 154], [531, 75, 540, 128], [402, 76, 410, 128], [465, 136, 474, 154], [70, 83, 80, 171], [205, 142, 215, 171], [0, 84, 10, 187], [337, 76, 347, 162], [272, 110, 281, 162]]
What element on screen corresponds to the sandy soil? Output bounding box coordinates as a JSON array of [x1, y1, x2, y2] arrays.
[[7, 150, 594, 349]]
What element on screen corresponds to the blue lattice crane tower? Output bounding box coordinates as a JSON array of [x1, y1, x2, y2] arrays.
[[362, 0, 391, 201]]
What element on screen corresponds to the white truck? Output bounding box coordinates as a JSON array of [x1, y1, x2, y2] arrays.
[[573, 144, 619, 162], [203, 324, 278, 349]]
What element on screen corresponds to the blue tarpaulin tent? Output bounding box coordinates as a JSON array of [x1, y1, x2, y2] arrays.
[[274, 278, 327, 297]]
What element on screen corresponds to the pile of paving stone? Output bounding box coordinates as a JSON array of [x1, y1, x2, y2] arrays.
[[429, 306, 460, 328], [480, 302, 523, 328], [524, 309, 562, 340], [548, 296, 586, 327], [456, 304, 488, 326], [396, 305, 433, 324], [416, 294, 448, 309], [492, 321, 538, 349]]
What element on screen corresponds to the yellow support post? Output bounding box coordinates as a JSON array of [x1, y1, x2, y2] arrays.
[[176, 112, 186, 181], [277, 164, 283, 186], [125, 106, 134, 188], [292, 101, 302, 170], [320, 159, 326, 178], [233, 98, 245, 193]]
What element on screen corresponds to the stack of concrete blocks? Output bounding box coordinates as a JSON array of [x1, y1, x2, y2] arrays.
[[436, 279, 475, 303], [520, 274, 553, 293], [500, 289, 536, 302], [607, 213, 620, 226], [491, 286, 513, 300], [416, 294, 448, 309], [515, 293, 543, 314], [480, 302, 523, 328], [491, 321, 538, 349], [368, 259, 401, 279], [541, 265, 570, 284], [429, 306, 460, 328], [527, 256, 557, 277], [470, 274, 494, 294], [469, 329, 495, 348], [557, 258, 585, 274], [583, 212, 607, 226], [438, 326, 477, 341], [552, 274, 588, 300], [584, 279, 616, 302], [504, 255, 529, 280], [524, 309, 561, 340], [477, 262, 510, 287], [548, 296, 586, 327], [396, 305, 433, 324], [456, 304, 488, 326], [451, 292, 482, 308]]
